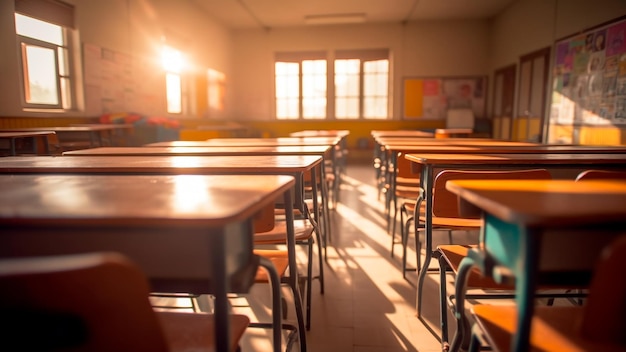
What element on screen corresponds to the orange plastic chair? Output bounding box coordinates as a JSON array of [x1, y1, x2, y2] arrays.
[[0, 252, 249, 352], [468, 236, 626, 352]]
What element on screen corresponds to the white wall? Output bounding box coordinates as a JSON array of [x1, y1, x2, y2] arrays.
[[0, 0, 232, 118], [231, 20, 490, 121]]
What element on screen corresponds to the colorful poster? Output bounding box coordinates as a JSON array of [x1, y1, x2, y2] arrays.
[[549, 16, 626, 129]]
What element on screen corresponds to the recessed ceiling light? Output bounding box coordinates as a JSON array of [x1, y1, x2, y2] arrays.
[[304, 13, 366, 25]]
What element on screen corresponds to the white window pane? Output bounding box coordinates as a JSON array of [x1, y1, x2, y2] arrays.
[[303, 97, 326, 118], [302, 60, 326, 75], [303, 74, 326, 97], [335, 59, 360, 74], [364, 59, 388, 73], [15, 14, 63, 45], [364, 73, 388, 96], [60, 77, 71, 109], [276, 98, 299, 119], [166, 73, 182, 113], [346, 76, 359, 95], [336, 97, 359, 118], [364, 97, 387, 118], [276, 62, 299, 75], [24, 45, 58, 105], [58, 47, 69, 76]]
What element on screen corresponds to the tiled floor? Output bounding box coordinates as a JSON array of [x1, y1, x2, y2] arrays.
[[154, 161, 587, 351], [239, 161, 476, 352], [155, 162, 477, 351]]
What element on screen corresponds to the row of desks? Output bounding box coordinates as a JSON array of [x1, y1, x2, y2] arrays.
[[371, 132, 626, 351], [0, 131, 349, 352], [0, 124, 135, 153]]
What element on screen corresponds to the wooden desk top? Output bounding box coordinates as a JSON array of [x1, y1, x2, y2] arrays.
[[378, 137, 536, 147], [63, 145, 331, 156], [71, 123, 134, 130], [0, 174, 294, 228], [446, 179, 626, 227], [404, 153, 626, 166], [1, 126, 115, 132], [290, 130, 350, 138], [203, 137, 341, 146], [387, 144, 626, 153], [435, 128, 473, 134], [0, 155, 322, 174], [371, 130, 435, 138], [0, 131, 57, 138]]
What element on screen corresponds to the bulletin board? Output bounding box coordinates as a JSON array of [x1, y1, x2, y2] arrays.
[[403, 76, 487, 120], [549, 15, 626, 127]]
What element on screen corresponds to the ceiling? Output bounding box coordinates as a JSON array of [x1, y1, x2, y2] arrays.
[[189, 0, 518, 30]]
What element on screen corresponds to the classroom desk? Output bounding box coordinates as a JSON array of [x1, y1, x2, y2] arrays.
[[289, 130, 350, 177], [202, 136, 342, 147], [371, 130, 435, 138], [0, 154, 320, 349], [65, 145, 331, 157], [62, 145, 333, 261], [71, 123, 135, 146], [0, 131, 56, 156], [435, 128, 474, 138], [445, 179, 626, 352], [0, 126, 115, 149], [0, 173, 295, 352], [380, 143, 626, 235], [403, 152, 626, 320]]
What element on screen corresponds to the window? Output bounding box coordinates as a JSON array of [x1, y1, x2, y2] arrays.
[[275, 52, 327, 120], [161, 45, 184, 114], [335, 49, 389, 119], [14, 0, 76, 110], [274, 49, 389, 120]]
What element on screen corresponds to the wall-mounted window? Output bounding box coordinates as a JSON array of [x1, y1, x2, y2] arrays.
[[161, 45, 184, 114], [274, 49, 389, 120], [335, 49, 389, 119], [275, 51, 327, 120], [14, 0, 76, 110]]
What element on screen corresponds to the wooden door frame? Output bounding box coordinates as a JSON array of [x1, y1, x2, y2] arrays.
[[493, 64, 516, 139], [515, 47, 551, 141]]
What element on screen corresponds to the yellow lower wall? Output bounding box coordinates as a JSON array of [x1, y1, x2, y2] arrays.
[[4, 116, 625, 148], [179, 119, 447, 150], [0, 117, 96, 128]]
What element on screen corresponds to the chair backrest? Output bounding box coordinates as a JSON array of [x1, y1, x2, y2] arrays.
[[575, 169, 626, 181], [0, 252, 169, 352], [253, 202, 276, 232], [432, 169, 552, 218], [396, 152, 421, 179], [580, 236, 626, 346]]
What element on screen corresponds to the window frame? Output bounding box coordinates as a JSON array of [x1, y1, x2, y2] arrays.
[[274, 51, 328, 120], [274, 49, 390, 120], [15, 19, 74, 110], [334, 49, 390, 120]]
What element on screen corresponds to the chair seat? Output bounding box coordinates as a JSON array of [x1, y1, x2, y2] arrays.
[[419, 215, 481, 229], [158, 311, 250, 352], [396, 176, 421, 185], [253, 249, 290, 282], [254, 219, 315, 244], [438, 245, 513, 290], [471, 304, 625, 352]]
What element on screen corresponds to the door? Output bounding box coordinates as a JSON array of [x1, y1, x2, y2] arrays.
[[514, 47, 550, 142], [492, 64, 516, 139]]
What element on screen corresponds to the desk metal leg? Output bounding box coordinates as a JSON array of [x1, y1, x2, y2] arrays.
[[448, 256, 475, 352], [511, 228, 539, 352], [284, 190, 307, 352], [416, 165, 433, 316], [212, 232, 229, 352]]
